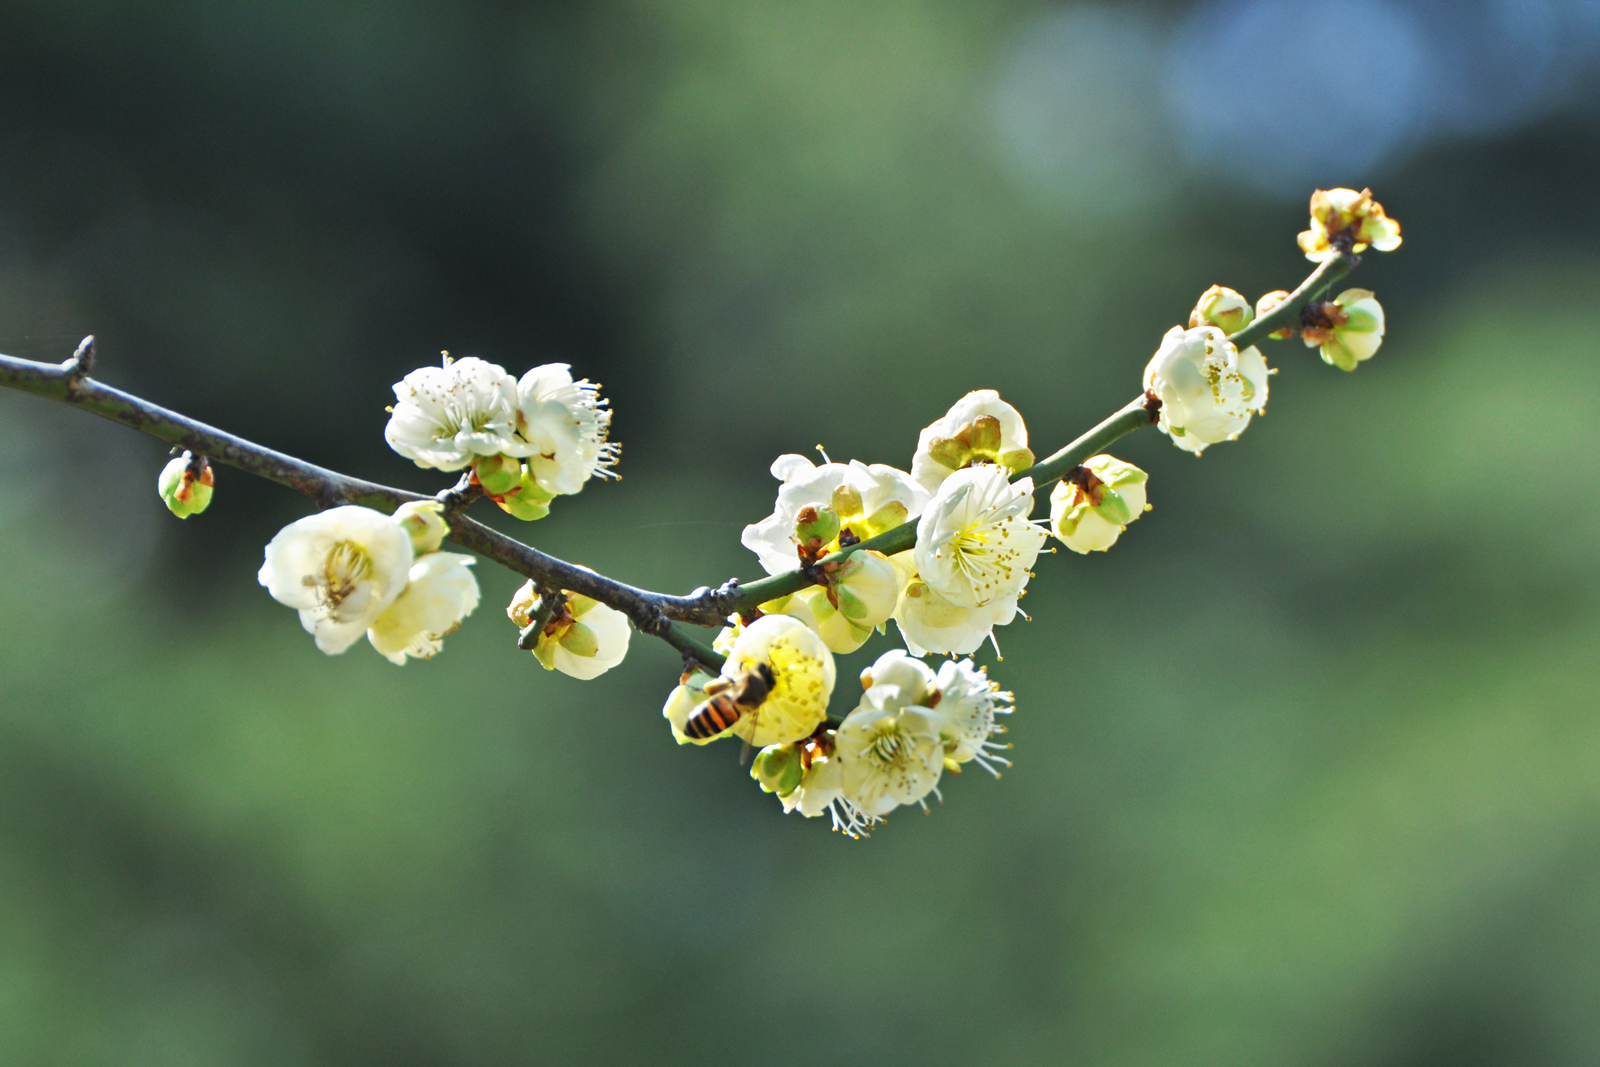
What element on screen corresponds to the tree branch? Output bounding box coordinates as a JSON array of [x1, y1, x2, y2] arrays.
[[0, 250, 1355, 676]]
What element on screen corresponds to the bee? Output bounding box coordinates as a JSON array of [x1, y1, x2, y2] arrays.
[[683, 663, 777, 762]]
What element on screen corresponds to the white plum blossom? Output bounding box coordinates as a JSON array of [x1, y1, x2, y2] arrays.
[[932, 658, 1013, 775], [1049, 454, 1149, 554], [889, 550, 1020, 657], [1143, 325, 1271, 455], [717, 615, 837, 747], [507, 583, 632, 680], [911, 389, 1033, 493], [391, 499, 449, 554], [367, 552, 481, 664], [385, 356, 522, 471], [258, 506, 415, 655], [741, 455, 928, 575], [835, 684, 947, 819], [914, 464, 1048, 610], [779, 755, 870, 838], [514, 364, 619, 496], [859, 648, 937, 701]]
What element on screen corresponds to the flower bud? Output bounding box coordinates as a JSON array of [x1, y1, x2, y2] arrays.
[[392, 500, 449, 554], [830, 549, 899, 628], [493, 469, 555, 521], [1254, 290, 1296, 339], [794, 504, 841, 556], [1188, 285, 1253, 334], [1049, 454, 1148, 554], [472, 453, 522, 496], [157, 453, 214, 518], [751, 743, 805, 796], [1301, 288, 1385, 371], [1297, 187, 1401, 261]]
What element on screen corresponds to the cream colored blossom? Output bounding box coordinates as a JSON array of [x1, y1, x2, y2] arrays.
[[889, 550, 1019, 658], [1301, 288, 1385, 371], [1143, 325, 1270, 455], [777, 755, 870, 837], [932, 658, 1013, 775], [914, 464, 1047, 609], [911, 390, 1033, 492], [392, 500, 449, 554], [1297, 187, 1401, 261], [258, 506, 415, 655], [1049, 454, 1149, 554], [367, 552, 480, 664], [859, 648, 937, 702], [508, 583, 631, 680], [715, 615, 836, 747], [741, 456, 927, 575], [662, 666, 722, 746], [835, 685, 946, 818], [513, 363, 619, 495], [385, 356, 522, 471]]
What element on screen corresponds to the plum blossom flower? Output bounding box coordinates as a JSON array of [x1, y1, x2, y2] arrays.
[[835, 684, 947, 819], [778, 753, 871, 837], [513, 364, 619, 496], [889, 550, 1020, 657], [1301, 289, 1386, 372], [1297, 187, 1401, 261], [385, 356, 522, 471], [714, 615, 836, 748], [932, 658, 1013, 775], [911, 390, 1033, 493], [258, 506, 415, 655], [1143, 325, 1270, 455], [913, 464, 1048, 610], [1049, 454, 1149, 554], [741, 455, 928, 576], [507, 584, 631, 680], [367, 552, 481, 664]]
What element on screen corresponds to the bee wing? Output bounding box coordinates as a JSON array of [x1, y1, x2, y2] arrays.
[[738, 702, 759, 766]]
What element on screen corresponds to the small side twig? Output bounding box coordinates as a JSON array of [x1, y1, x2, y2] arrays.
[[517, 588, 564, 651], [62, 335, 94, 397]]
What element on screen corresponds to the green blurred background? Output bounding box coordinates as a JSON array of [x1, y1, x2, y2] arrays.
[[2, 1, 1600, 1063]]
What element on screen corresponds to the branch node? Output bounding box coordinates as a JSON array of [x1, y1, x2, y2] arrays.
[[1141, 389, 1163, 423], [63, 335, 95, 394], [436, 472, 482, 512], [517, 588, 564, 650]]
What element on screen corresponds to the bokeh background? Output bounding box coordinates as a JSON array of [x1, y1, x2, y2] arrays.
[[2, 1, 1599, 1064]]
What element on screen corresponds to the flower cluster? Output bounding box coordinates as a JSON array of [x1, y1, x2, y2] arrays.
[[385, 355, 618, 520], [742, 650, 1012, 837], [257, 501, 480, 663], [207, 188, 1404, 839]]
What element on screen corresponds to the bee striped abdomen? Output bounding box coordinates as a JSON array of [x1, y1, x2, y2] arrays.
[[685, 695, 743, 739]]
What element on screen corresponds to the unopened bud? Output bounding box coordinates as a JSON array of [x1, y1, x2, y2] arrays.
[[494, 470, 555, 522], [794, 504, 841, 553], [751, 743, 804, 796], [1254, 290, 1296, 339], [1189, 285, 1254, 334], [1302, 288, 1385, 371], [393, 500, 448, 554], [831, 549, 899, 628], [473, 454, 522, 497], [1049, 454, 1148, 554], [157, 453, 214, 518]]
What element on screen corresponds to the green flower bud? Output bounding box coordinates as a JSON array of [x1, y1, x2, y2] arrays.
[[393, 500, 449, 554], [473, 454, 522, 497], [1188, 285, 1254, 334], [1049, 454, 1148, 554], [794, 504, 841, 554], [831, 549, 899, 626], [751, 743, 804, 796], [157, 453, 213, 519]]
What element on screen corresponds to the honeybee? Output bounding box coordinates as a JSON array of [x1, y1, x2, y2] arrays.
[[683, 663, 777, 762]]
